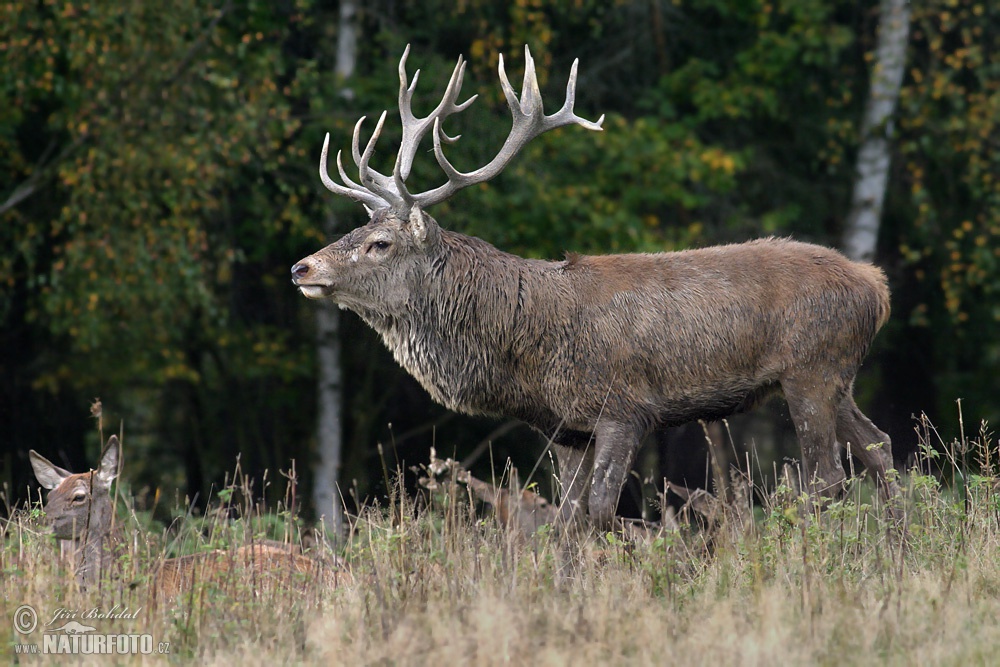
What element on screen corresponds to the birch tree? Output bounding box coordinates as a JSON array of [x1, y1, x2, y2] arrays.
[[842, 0, 911, 262], [312, 0, 357, 541]]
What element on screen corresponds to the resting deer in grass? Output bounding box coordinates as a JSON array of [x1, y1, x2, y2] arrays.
[[29, 436, 339, 595], [419, 449, 557, 536], [291, 45, 898, 528]]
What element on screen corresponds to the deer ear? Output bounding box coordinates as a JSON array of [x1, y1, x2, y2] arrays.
[[29, 450, 73, 490], [95, 435, 120, 488], [406, 206, 436, 248]]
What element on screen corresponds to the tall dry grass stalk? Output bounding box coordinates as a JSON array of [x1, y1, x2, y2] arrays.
[[5, 415, 1000, 665]]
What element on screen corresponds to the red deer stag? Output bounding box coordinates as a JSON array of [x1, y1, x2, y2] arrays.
[[29, 436, 338, 594], [291, 45, 897, 528]]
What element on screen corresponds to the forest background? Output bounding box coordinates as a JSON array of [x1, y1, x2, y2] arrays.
[[2, 0, 997, 531]]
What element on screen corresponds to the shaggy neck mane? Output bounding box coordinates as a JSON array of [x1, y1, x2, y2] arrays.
[[364, 230, 554, 416]]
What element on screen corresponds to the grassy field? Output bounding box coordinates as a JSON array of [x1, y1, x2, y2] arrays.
[[4, 423, 1000, 665]]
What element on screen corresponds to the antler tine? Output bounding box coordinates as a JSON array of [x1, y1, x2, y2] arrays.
[[519, 45, 542, 116], [335, 150, 370, 196], [355, 110, 406, 205], [319, 133, 389, 211], [349, 115, 396, 195], [556, 58, 606, 132], [410, 45, 604, 210], [397, 43, 425, 106], [429, 117, 463, 183], [497, 52, 525, 121], [395, 45, 479, 185]]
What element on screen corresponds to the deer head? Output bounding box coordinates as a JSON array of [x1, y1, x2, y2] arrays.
[[29, 435, 119, 543], [290, 45, 603, 313]]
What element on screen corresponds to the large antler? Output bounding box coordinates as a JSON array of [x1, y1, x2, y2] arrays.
[[319, 45, 604, 215]]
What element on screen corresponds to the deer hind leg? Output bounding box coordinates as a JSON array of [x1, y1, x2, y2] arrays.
[[588, 421, 642, 529], [836, 395, 900, 503], [781, 376, 847, 498], [552, 433, 595, 526]]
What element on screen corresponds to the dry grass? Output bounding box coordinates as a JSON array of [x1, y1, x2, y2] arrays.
[[5, 422, 1000, 665]]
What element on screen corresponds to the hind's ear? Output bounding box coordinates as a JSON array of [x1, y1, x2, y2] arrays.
[[95, 436, 120, 489], [29, 451, 73, 490]]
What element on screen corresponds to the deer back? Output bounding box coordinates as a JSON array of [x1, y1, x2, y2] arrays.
[[151, 543, 346, 599]]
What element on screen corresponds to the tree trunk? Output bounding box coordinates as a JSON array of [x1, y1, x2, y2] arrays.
[[842, 0, 911, 262], [312, 0, 357, 542], [314, 294, 344, 539], [335, 0, 357, 84]]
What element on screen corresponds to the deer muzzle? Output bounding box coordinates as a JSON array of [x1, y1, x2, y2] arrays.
[[290, 259, 332, 299]]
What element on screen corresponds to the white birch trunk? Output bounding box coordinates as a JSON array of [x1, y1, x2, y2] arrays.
[[312, 0, 357, 542], [314, 293, 343, 540], [335, 0, 357, 83], [842, 0, 911, 262]]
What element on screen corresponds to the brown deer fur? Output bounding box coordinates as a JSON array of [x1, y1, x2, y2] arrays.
[[291, 47, 897, 528], [296, 216, 896, 527]]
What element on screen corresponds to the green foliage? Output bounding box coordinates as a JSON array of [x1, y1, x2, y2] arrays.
[[891, 0, 1000, 423], [1, 0, 309, 384], [899, 0, 1000, 324]]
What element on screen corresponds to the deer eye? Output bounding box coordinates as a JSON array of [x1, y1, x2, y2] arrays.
[[72, 491, 87, 503], [366, 240, 391, 253]]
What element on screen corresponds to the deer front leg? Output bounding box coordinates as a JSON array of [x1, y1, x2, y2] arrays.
[[552, 432, 595, 527], [588, 421, 641, 529], [782, 379, 847, 498]]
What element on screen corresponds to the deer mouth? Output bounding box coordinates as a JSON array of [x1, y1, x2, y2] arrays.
[[296, 284, 334, 299]]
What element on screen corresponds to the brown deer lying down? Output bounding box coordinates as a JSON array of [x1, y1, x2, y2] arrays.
[[419, 451, 682, 539], [291, 45, 898, 528], [418, 449, 557, 536], [29, 436, 346, 595], [461, 472, 556, 536]]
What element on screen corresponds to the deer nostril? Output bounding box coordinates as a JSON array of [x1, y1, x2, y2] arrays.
[[291, 262, 310, 279]]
